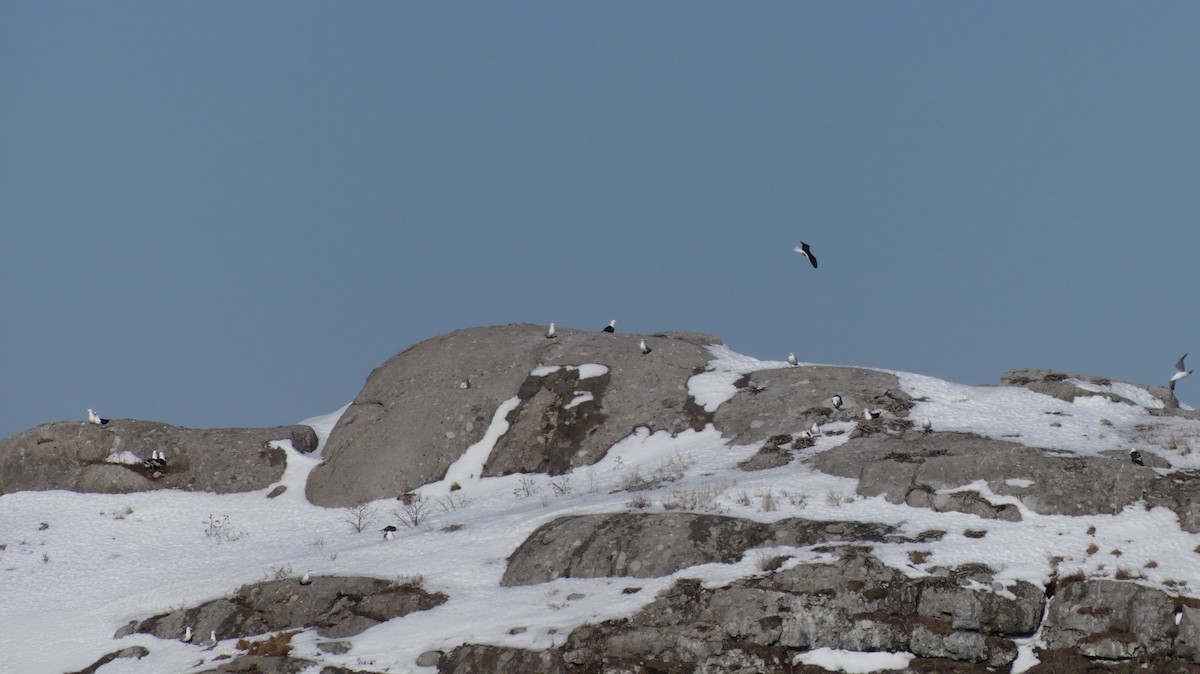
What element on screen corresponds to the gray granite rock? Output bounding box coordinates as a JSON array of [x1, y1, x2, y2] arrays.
[[306, 324, 720, 507], [0, 420, 316, 496]]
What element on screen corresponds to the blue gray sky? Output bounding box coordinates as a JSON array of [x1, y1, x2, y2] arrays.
[[4, 3, 1199, 438]]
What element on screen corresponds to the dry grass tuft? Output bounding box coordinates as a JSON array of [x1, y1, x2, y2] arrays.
[[238, 630, 300, 657]]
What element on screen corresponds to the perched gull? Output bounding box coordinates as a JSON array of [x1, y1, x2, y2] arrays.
[[787, 352, 798, 367], [639, 339, 652, 355], [383, 525, 398, 540], [863, 408, 882, 420], [458, 377, 471, 390], [603, 319, 617, 333], [299, 571, 311, 586], [831, 394, 842, 410], [199, 630, 217, 650], [182, 626, 193, 643], [87, 408, 109, 426], [810, 421, 820, 437], [920, 417, 932, 433], [1170, 353, 1192, 391], [793, 241, 818, 269], [142, 451, 167, 471], [546, 322, 557, 339], [1130, 449, 1144, 466]]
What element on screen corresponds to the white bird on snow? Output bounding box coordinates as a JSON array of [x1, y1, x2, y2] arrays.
[[810, 421, 820, 436], [920, 417, 932, 433], [1170, 353, 1192, 391], [199, 630, 217, 650]]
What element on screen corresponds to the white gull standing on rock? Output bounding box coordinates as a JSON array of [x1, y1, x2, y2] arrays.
[[602, 319, 617, 333], [639, 339, 652, 355], [87, 409, 109, 425], [546, 322, 556, 338], [787, 353, 798, 367]]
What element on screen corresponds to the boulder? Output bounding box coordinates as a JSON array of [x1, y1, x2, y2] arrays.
[[122, 575, 446, 642], [501, 512, 898, 586], [813, 431, 1154, 521], [712, 365, 911, 446], [0, 420, 317, 496], [1042, 579, 1176, 659], [306, 324, 720, 507]]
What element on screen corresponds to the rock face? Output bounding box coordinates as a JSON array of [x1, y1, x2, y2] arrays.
[[713, 365, 912, 446], [0, 420, 317, 496], [305, 324, 720, 507], [119, 575, 446, 674], [452, 543, 1047, 673], [502, 512, 898, 586]]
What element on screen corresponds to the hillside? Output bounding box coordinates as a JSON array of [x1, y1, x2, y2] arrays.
[[3, 324, 1200, 674]]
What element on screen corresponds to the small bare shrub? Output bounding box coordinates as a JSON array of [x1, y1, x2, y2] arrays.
[[513, 475, 540, 498], [550, 476, 572, 496], [626, 495, 651, 509], [1145, 560, 1159, 569], [394, 495, 433, 528], [339, 504, 379, 533], [1086, 525, 1096, 536], [203, 514, 248, 543], [758, 488, 778, 512], [734, 491, 752, 507], [436, 493, 472, 513], [268, 564, 293, 580], [824, 490, 852, 507]]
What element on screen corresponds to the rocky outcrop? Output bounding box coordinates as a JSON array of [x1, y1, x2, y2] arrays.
[[1001, 368, 1181, 409], [713, 365, 912, 446], [120, 575, 445, 643], [502, 512, 898, 586], [0, 420, 317, 496], [451, 546, 1046, 673], [306, 324, 720, 507]]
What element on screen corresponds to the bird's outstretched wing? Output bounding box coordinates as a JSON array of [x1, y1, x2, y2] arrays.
[[1177, 353, 1189, 372], [793, 242, 817, 268]]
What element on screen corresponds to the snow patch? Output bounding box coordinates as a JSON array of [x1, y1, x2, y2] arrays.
[[794, 648, 914, 672]]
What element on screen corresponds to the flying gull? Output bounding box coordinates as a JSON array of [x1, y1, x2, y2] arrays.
[[787, 352, 798, 367], [793, 242, 818, 269], [546, 322, 556, 338], [1170, 353, 1192, 391], [603, 319, 617, 333]]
